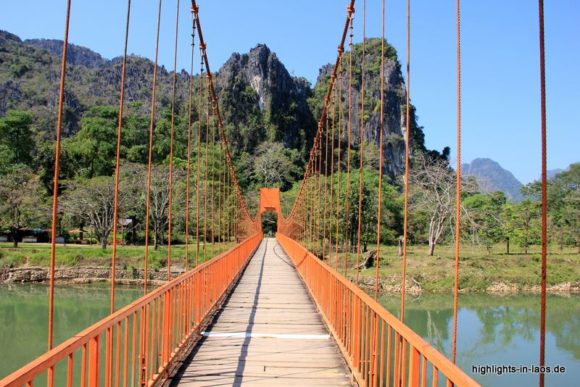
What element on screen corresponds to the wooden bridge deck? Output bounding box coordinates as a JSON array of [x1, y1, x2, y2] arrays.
[[170, 238, 352, 386]]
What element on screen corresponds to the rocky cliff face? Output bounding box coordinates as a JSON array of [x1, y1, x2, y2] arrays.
[[1, 30, 427, 180], [1, 31, 115, 132], [215, 44, 316, 154], [0, 30, 187, 135], [25, 38, 107, 68], [313, 38, 425, 179]]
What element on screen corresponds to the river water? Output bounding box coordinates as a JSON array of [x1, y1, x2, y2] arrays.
[[0, 283, 143, 380], [378, 293, 579, 386], [0, 284, 578, 385]]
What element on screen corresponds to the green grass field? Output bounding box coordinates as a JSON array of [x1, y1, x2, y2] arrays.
[[2, 240, 578, 292], [0, 241, 235, 270], [305, 241, 580, 292]]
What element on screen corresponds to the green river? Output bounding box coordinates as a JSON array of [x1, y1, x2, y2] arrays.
[[0, 284, 578, 386]]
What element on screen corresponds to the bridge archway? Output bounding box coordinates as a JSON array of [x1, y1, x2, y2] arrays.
[[258, 188, 282, 234], [261, 211, 278, 236]]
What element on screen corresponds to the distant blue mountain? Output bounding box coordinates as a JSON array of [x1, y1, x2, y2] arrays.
[[547, 168, 564, 180], [462, 158, 523, 202]]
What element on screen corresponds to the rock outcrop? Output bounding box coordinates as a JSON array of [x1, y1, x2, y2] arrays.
[[1, 30, 429, 180], [313, 38, 426, 180], [215, 44, 316, 154], [25, 38, 107, 68], [0, 266, 179, 285]]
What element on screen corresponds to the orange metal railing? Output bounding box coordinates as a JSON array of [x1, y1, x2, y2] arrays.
[[276, 233, 480, 387], [0, 233, 261, 387]]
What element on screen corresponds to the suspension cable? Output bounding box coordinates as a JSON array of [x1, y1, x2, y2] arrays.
[[308, 169, 314, 245], [355, 0, 367, 286], [334, 59, 344, 270], [283, 1, 354, 232], [195, 39, 204, 266], [165, 0, 180, 280], [47, 0, 72, 352], [374, 0, 385, 299], [317, 135, 323, 245], [192, 1, 256, 232], [344, 13, 354, 276], [323, 108, 330, 258], [329, 79, 337, 265], [203, 74, 210, 260], [184, 9, 197, 271], [110, 0, 132, 314], [451, 0, 462, 364], [143, 0, 163, 294], [401, 0, 411, 323], [227, 169, 231, 243], [217, 138, 223, 253], [538, 0, 548, 385], [317, 133, 326, 249], [210, 102, 216, 256], [313, 157, 319, 244]]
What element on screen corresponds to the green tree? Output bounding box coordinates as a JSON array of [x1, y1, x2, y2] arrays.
[[500, 203, 516, 254], [551, 164, 580, 251], [65, 106, 118, 178], [511, 199, 541, 254], [0, 166, 47, 247], [0, 110, 34, 168], [409, 153, 477, 256], [152, 108, 188, 163], [331, 168, 390, 252], [61, 176, 136, 249], [520, 164, 579, 251], [409, 154, 454, 256], [252, 142, 301, 190], [0, 145, 16, 175], [35, 142, 78, 195], [122, 111, 150, 164], [122, 163, 186, 250], [346, 183, 376, 252], [463, 192, 506, 253]]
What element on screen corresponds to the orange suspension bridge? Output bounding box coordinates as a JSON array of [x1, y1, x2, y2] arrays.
[[0, 0, 551, 386]]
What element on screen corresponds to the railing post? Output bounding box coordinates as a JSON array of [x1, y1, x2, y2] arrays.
[[67, 353, 74, 387], [81, 343, 88, 387], [88, 335, 100, 387], [47, 366, 54, 387], [371, 314, 378, 387], [195, 273, 201, 325], [393, 334, 400, 386], [105, 328, 112, 387], [139, 305, 148, 386], [409, 346, 420, 387], [163, 291, 171, 366]]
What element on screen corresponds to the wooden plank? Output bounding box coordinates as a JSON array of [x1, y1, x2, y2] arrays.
[[171, 238, 352, 386]]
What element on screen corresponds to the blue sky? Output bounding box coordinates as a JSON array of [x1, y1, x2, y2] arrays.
[[1, 0, 578, 184]]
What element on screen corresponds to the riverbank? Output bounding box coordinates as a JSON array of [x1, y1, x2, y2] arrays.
[[0, 241, 234, 285], [320, 243, 580, 294], [350, 274, 580, 295], [1, 242, 579, 293], [4, 264, 577, 293], [0, 266, 172, 285], [0, 241, 234, 269]]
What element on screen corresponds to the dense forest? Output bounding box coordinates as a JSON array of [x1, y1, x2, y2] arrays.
[[0, 30, 578, 257]]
